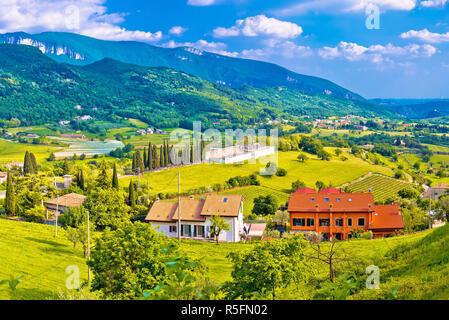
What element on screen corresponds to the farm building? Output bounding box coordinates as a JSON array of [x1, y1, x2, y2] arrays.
[[145, 194, 245, 242], [422, 183, 449, 200], [288, 188, 404, 240], [44, 193, 87, 216], [60, 134, 87, 139], [0, 172, 7, 185]]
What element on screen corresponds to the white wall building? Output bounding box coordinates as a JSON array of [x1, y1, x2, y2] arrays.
[[145, 194, 245, 242]]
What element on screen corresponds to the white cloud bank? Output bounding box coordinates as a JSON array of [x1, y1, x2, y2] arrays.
[[0, 0, 162, 42], [187, 0, 216, 6], [213, 15, 303, 39], [401, 28, 449, 43], [318, 41, 437, 64]]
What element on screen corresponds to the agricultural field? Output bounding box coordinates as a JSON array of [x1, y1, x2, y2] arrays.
[[119, 149, 395, 197], [346, 173, 412, 202], [0, 139, 60, 163]]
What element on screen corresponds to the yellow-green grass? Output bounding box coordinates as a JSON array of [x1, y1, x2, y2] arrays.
[[0, 140, 60, 163], [120, 150, 394, 197], [127, 118, 148, 128], [346, 174, 411, 202], [220, 186, 290, 216], [0, 218, 88, 300]]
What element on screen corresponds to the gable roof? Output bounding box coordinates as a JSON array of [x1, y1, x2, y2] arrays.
[[432, 183, 449, 189], [45, 193, 87, 208], [371, 204, 404, 230], [201, 194, 244, 217], [145, 194, 244, 222], [288, 192, 374, 213]]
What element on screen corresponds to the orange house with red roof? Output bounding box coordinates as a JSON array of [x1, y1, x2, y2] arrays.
[[287, 188, 404, 240]]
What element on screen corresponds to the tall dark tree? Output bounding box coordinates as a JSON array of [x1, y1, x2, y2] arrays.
[[143, 148, 148, 169], [78, 169, 85, 190], [135, 151, 144, 174], [96, 160, 111, 189], [128, 180, 136, 207], [62, 159, 70, 175], [112, 162, 119, 189], [160, 145, 164, 168], [148, 142, 153, 170], [5, 172, 16, 216], [152, 145, 159, 169], [29, 152, 38, 174], [23, 151, 32, 175]]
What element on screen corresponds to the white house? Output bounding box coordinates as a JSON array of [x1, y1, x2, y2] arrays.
[[145, 194, 245, 242], [0, 172, 7, 185]]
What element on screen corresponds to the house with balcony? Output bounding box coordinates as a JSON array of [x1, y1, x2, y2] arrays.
[[287, 188, 404, 241], [145, 194, 245, 242]]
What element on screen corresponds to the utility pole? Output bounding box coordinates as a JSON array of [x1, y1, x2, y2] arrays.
[[54, 177, 59, 237], [87, 210, 91, 283], [147, 178, 150, 205], [177, 171, 181, 241]]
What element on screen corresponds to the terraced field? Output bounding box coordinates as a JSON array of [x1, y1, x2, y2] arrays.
[[346, 174, 411, 202]]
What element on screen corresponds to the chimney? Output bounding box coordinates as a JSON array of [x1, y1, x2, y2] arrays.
[[63, 175, 73, 189]]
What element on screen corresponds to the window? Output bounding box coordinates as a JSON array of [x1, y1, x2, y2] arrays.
[[181, 224, 191, 236], [307, 218, 315, 227], [335, 233, 342, 241], [337, 198, 341, 202], [325, 198, 330, 202], [335, 218, 343, 227], [319, 218, 330, 227], [197, 225, 205, 238], [223, 198, 228, 203], [293, 218, 306, 226], [169, 225, 177, 233], [347, 233, 353, 239], [311, 197, 315, 202], [347, 218, 353, 227], [358, 218, 365, 227], [348, 198, 353, 202]]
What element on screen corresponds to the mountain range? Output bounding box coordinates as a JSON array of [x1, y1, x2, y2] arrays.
[[0, 32, 362, 100], [0, 43, 393, 128]]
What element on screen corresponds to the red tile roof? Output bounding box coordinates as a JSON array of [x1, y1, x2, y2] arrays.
[[371, 204, 404, 230], [288, 192, 374, 213], [319, 187, 341, 194], [295, 187, 317, 194]]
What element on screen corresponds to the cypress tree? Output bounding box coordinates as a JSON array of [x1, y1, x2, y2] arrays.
[[5, 172, 15, 216], [62, 159, 70, 175], [143, 148, 148, 169], [30, 152, 38, 174], [148, 143, 153, 170], [128, 180, 136, 207], [190, 143, 194, 164], [23, 151, 31, 175], [112, 162, 119, 189], [135, 151, 144, 174], [153, 146, 159, 169], [165, 142, 170, 166], [160, 145, 164, 168], [132, 152, 137, 172], [78, 169, 85, 190]]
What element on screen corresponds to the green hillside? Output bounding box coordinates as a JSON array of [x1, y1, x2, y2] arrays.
[[0, 31, 362, 100], [0, 44, 395, 128], [1, 217, 447, 300]]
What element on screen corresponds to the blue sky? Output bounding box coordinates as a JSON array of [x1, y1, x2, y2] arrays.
[[1, 0, 449, 98]]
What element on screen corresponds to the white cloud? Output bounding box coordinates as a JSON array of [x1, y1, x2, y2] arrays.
[[318, 41, 437, 64], [187, 0, 216, 6], [401, 28, 449, 43], [0, 0, 162, 42], [169, 26, 188, 36], [213, 15, 303, 39], [162, 39, 239, 57], [421, 0, 448, 7], [241, 39, 312, 60], [273, 0, 417, 17]]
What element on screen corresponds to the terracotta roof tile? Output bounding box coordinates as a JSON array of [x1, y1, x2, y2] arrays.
[[295, 187, 316, 194], [371, 204, 404, 230], [45, 193, 86, 208], [319, 187, 341, 194], [288, 192, 374, 213]]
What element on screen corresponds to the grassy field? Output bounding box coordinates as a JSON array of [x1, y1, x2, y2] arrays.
[[0, 139, 60, 163], [346, 173, 412, 202], [120, 149, 394, 197], [0, 219, 89, 300], [2, 218, 446, 299]]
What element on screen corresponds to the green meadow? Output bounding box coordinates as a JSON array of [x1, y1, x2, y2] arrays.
[[0, 139, 60, 163], [2, 217, 447, 300]]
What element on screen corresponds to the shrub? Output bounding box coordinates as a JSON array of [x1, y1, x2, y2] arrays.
[[276, 168, 287, 176]]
